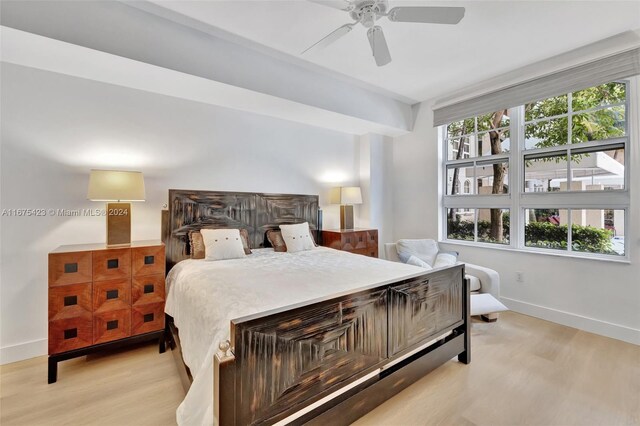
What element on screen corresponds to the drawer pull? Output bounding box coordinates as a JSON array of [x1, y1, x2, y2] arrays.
[[346, 238, 351, 243], [143, 284, 154, 294], [106, 289, 119, 300], [106, 320, 119, 330], [64, 328, 77, 339], [359, 236, 363, 242], [144, 255, 155, 265], [107, 259, 119, 269], [63, 295, 78, 306], [64, 263, 78, 273], [143, 313, 154, 323]]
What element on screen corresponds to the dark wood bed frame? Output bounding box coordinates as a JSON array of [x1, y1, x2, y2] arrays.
[[162, 189, 470, 426]]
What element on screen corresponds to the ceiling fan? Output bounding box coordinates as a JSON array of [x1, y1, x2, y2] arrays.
[[302, 0, 465, 66]]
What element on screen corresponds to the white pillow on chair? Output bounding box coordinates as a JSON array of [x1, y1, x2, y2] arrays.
[[432, 251, 458, 268], [406, 255, 433, 269], [396, 239, 439, 266]]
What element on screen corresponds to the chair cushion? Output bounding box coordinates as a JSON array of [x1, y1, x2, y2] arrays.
[[466, 274, 481, 292], [471, 293, 508, 316], [396, 239, 439, 266]]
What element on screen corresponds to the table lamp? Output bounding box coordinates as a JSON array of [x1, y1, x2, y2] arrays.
[[87, 170, 145, 246], [330, 186, 362, 230]]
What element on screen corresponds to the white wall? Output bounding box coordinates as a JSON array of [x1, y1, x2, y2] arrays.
[[1, 0, 412, 132], [0, 64, 361, 363], [359, 134, 394, 253], [391, 84, 640, 345]]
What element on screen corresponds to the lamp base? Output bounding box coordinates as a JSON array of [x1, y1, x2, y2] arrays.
[[340, 205, 354, 230], [106, 202, 131, 247]]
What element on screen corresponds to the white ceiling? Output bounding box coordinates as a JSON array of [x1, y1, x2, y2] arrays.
[[150, 0, 640, 103]]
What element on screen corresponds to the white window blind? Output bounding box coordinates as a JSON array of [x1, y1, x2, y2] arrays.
[[433, 47, 640, 127]]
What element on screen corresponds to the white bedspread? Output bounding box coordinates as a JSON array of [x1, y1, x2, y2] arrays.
[[165, 247, 425, 426]]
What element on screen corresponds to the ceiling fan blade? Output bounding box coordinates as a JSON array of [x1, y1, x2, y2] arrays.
[[301, 23, 354, 54], [306, 0, 353, 11], [387, 6, 465, 24], [367, 26, 391, 67]]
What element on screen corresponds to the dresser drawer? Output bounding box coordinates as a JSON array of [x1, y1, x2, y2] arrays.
[[132, 302, 165, 335], [367, 230, 378, 248], [132, 246, 165, 277], [132, 274, 165, 306], [351, 247, 379, 258], [49, 252, 92, 287], [93, 249, 131, 281], [94, 309, 131, 344], [339, 232, 367, 250], [49, 283, 92, 321], [93, 279, 131, 313], [49, 315, 93, 354]]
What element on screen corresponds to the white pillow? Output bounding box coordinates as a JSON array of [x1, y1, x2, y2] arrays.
[[280, 222, 315, 253], [396, 239, 439, 266], [200, 229, 246, 261], [406, 255, 433, 270], [432, 252, 458, 268]]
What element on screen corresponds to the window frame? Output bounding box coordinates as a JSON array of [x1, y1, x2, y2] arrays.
[[440, 79, 632, 261]]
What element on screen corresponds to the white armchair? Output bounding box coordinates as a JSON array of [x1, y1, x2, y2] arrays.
[[384, 242, 502, 322]]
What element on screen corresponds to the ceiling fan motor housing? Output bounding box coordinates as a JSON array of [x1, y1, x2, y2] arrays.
[[350, 0, 389, 27]]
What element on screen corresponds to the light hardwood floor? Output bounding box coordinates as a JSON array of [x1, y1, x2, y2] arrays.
[[1, 312, 638, 426]]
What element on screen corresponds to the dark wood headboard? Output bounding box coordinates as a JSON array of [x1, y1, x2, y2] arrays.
[[161, 189, 319, 271]]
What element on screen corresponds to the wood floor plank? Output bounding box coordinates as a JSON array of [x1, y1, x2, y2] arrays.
[[1, 312, 638, 426]]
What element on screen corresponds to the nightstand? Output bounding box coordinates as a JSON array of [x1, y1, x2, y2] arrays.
[[48, 240, 166, 383], [321, 229, 378, 258]]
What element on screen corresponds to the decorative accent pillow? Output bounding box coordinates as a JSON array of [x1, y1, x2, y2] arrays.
[[266, 230, 287, 252], [279, 222, 315, 253], [432, 250, 458, 268], [189, 231, 206, 260], [396, 239, 439, 266], [190, 229, 251, 259], [200, 229, 246, 261], [406, 255, 433, 270]]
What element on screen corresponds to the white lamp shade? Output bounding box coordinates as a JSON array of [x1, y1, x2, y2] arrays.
[[87, 170, 145, 201], [329, 186, 362, 205]]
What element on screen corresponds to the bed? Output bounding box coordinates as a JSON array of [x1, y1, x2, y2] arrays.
[[162, 190, 470, 426]]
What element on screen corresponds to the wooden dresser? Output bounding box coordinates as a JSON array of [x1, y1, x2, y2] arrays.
[[321, 228, 379, 258], [48, 240, 166, 383]]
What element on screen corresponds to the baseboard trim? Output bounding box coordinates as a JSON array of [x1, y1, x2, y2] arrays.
[[502, 297, 640, 346], [1, 339, 47, 365]]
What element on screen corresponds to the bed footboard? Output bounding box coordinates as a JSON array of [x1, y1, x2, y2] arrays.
[[215, 264, 468, 425]]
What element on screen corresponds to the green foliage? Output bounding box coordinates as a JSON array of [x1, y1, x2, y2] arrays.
[[477, 112, 509, 132], [447, 212, 510, 244], [448, 216, 616, 255], [525, 116, 569, 149], [571, 225, 616, 254], [525, 222, 616, 254], [571, 82, 626, 111], [571, 108, 625, 143], [525, 94, 568, 121], [447, 117, 476, 138], [524, 82, 626, 149], [447, 219, 474, 241]]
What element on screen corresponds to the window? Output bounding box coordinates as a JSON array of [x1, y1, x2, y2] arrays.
[[444, 110, 511, 245], [442, 81, 630, 259]]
